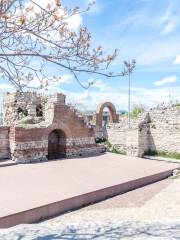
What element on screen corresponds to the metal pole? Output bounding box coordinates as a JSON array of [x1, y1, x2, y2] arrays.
[[0, 93, 3, 126], [128, 70, 131, 129]]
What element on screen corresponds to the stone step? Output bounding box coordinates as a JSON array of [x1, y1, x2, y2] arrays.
[[0, 159, 17, 167]]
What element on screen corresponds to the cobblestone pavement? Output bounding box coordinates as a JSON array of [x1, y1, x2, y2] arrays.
[[1, 178, 180, 239]]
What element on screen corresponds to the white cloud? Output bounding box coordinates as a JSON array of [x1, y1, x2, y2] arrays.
[[104, 1, 180, 66], [0, 83, 15, 92], [136, 39, 180, 65], [85, 0, 105, 15], [161, 19, 177, 34], [160, 5, 172, 23], [66, 14, 82, 30], [160, 3, 178, 35], [19, 74, 73, 93], [59, 74, 73, 84], [154, 76, 178, 86], [65, 84, 180, 111], [88, 78, 111, 91], [20, 0, 82, 31], [1, 81, 180, 111], [174, 55, 180, 64]]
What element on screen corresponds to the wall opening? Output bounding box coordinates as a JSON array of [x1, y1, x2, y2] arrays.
[[48, 129, 66, 160], [95, 102, 118, 127], [36, 104, 43, 117], [17, 107, 28, 118]]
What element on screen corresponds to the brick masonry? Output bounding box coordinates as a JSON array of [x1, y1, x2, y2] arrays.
[[1, 92, 105, 163], [4, 94, 179, 161]]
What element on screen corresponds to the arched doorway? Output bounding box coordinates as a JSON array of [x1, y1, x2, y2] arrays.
[[95, 102, 118, 127], [48, 129, 66, 160]]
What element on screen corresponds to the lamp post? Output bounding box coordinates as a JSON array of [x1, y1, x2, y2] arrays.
[[123, 60, 136, 129], [128, 67, 131, 129]]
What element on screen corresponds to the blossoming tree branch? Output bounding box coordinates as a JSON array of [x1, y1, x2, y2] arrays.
[[0, 0, 136, 91]]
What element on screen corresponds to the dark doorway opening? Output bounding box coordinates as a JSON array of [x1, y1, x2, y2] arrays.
[[48, 129, 66, 160]]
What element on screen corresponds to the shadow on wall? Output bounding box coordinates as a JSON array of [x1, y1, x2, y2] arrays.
[[147, 128, 157, 155], [138, 113, 157, 157]]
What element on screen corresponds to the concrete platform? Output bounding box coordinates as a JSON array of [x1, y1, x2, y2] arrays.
[[0, 153, 179, 228]]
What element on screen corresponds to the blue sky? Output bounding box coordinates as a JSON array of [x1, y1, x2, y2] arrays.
[[60, 0, 180, 110], [1, 0, 180, 110]]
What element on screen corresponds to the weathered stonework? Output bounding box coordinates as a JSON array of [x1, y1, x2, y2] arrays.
[[107, 105, 180, 157], [3, 92, 47, 126], [4, 94, 179, 161], [2, 92, 105, 163], [0, 127, 10, 159]]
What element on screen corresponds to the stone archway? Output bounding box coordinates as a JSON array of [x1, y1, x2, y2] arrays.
[[95, 102, 118, 127], [48, 129, 66, 159]]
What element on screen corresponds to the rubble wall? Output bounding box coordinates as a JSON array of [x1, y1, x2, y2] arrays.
[[107, 106, 180, 156], [0, 127, 10, 159]]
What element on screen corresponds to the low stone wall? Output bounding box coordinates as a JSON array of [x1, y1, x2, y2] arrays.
[[149, 128, 180, 153], [94, 126, 107, 139], [63, 137, 105, 158], [10, 140, 48, 163], [107, 126, 150, 157], [10, 133, 105, 163], [0, 127, 10, 159], [66, 145, 105, 158], [107, 106, 180, 157], [107, 128, 126, 152], [126, 129, 139, 156]]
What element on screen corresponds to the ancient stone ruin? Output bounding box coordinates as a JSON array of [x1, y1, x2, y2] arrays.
[[0, 92, 104, 163], [1, 91, 179, 163], [107, 105, 180, 158]]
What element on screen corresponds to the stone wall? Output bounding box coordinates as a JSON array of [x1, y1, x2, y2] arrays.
[[10, 130, 104, 163], [94, 126, 108, 139], [0, 127, 10, 159], [10, 103, 105, 163], [107, 105, 180, 157], [107, 124, 150, 157], [3, 92, 46, 125], [126, 129, 139, 156], [107, 127, 126, 151], [145, 107, 180, 153]]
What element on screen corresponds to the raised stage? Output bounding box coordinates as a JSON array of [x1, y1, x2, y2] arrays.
[[0, 153, 179, 228]]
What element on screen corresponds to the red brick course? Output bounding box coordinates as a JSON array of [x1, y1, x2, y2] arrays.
[[9, 101, 104, 162]]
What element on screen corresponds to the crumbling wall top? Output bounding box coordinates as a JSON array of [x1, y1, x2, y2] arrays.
[[47, 93, 66, 104]]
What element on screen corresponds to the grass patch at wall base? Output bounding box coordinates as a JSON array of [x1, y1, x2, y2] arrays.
[[145, 150, 180, 160], [104, 141, 126, 155]]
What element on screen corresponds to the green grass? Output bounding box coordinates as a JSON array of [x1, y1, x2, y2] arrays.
[[173, 102, 180, 107], [145, 150, 180, 160], [130, 106, 145, 118], [104, 141, 126, 155]]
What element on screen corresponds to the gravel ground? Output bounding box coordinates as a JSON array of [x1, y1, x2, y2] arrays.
[[1, 221, 180, 239], [48, 177, 180, 223], [1, 178, 180, 239]]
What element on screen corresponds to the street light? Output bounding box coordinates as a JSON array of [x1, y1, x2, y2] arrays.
[[128, 66, 131, 128], [123, 60, 136, 129]]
